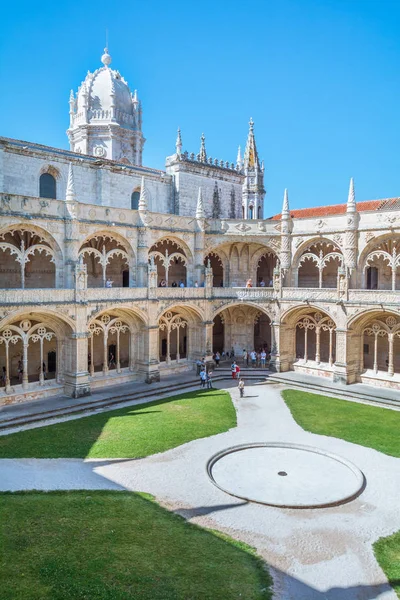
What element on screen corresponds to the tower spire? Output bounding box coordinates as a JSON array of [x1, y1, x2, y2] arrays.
[[236, 145, 242, 169], [176, 127, 182, 156], [66, 163, 76, 202], [347, 177, 356, 212], [282, 188, 290, 218], [199, 133, 207, 163], [243, 118, 259, 170], [196, 187, 205, 219], [138, 177, 148, 211]]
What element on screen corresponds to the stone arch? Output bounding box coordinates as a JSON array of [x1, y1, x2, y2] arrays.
[[87, 307, 147, 377], [204, 251, 225, 287], [78, 230, 135, 288], [347, 309, 400, 385], [358, 233, 400, 290], [158, 304, 203, 366], [0, 311, 74, 394], [292, 237, 343, 288], [280, 306, 337, 373], [213, 302, 274, 361], [0, 223, 64, 289], [131, 186, 141, 210], [149, 236, 192, 287]]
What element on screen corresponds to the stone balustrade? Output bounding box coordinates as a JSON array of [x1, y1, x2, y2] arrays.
[[1, 286, 399, 306]]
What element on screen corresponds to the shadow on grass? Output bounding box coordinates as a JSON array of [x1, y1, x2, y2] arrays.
[[0, 490, 272, 600], [0, 389, 236, 459]]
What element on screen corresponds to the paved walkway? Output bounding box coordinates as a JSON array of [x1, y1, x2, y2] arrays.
[[0, 382, 399, 599]]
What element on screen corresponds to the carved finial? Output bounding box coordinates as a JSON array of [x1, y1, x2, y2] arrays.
[[69, 89, 74, 103], [199, 133, 207, 163], [101, 47, 112, 67], [138, 176, 148, 211], [196, 187, 205, 219], [176, 127, 182, 156], [347, 177, 356, 211], [249, 117, 254, 131], [66, 163, 76, 202], [133, 89, 138, 102], [236, 145, 242, 169], [282, 188, 290, 218]]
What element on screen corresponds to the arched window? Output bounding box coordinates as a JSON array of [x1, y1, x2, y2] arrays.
[[39, 173, 56, 199], [249, 206, 254, 219], [131, 191, 140, 210]]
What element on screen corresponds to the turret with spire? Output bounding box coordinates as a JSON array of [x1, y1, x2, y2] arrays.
[[138, 177, 148, 211], [345, 177, 358, 274], [280, 188, 292, 273], [176, 128, 182, 156], [196, 187, 205, 219], [242, 118, 265, 219], [199, 133, 207, 163]]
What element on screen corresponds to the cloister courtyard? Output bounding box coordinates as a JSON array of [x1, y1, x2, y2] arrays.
[[0, 378, 399, 600]]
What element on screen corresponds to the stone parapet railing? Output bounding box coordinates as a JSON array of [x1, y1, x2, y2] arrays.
[[0, 288, 75, 304], [1, 286, 399, 307]]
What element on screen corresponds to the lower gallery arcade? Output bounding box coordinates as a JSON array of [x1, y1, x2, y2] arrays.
[[1, 303, 400, 403]]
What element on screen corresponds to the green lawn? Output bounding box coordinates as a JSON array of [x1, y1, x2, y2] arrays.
[[0, 491, 272, 600], [0, 389, 236, 459], [282, 389, 400, 457], [374, 532, 400, 599]]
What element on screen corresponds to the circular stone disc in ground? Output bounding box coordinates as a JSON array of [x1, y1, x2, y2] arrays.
[[207, 443, 365, 508]]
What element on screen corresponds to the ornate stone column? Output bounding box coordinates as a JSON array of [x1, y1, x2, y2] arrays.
[[136, 227, 149, 287], [269, 321, 282, 372], [63, 332, 91, 398], [136, 325, 160, 383], [332, 328, 355, 385]]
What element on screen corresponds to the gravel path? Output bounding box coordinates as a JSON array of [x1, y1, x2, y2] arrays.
[[1, 383, 399, 599]]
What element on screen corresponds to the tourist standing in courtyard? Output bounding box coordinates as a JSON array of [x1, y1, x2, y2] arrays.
[[250, 350, 257, 368], [243, 349, 248, 366], [214, 352, 220, 367], [261, 349, 267, 368], [238, 378, 245, 397], [231, 360, 237, 379], [206, 371, 213, 389], [200, 368, 207, 388]]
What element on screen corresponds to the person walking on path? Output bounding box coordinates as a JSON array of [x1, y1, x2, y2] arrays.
[[238, 378, 245, 398], [231, 361, 237, 379], [206, 371, 213, 389], [214, 352, 220, 367], [250, 350, 257, 368], [200, 368, 207, 388]]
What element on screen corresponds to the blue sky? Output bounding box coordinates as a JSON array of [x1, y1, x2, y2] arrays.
[[0, 0, 399, 216]]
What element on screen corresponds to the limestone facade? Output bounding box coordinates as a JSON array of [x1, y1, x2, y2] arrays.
[[0, 49, 399, 405]]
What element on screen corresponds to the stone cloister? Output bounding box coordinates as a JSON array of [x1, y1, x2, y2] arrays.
[[1, 173, 400, 404]]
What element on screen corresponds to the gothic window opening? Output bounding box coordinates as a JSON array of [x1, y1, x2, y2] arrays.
[[297, 241, 343, 288], [131, 190, 140, 210], [363, 238, 400, 291], [361, 316, 400, 376], [204, 252, 223, 287], [39, 173, 57, 199], [295, 312, 336, 366], [88, 313, 131, 376], [256, 252, 278, 287], [159, 311, 188, 363], [149, 239, 188, 287], [0, 319, 59, 391], [0, 228, 56, 289], [79, 235, 131, 288]]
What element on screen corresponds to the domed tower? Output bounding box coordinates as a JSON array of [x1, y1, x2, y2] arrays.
[[67, 48, 145, 165]]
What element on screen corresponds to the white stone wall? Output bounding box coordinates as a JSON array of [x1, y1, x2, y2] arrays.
[[0, 141, 171, 213], [167, 159, 243, 218]]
